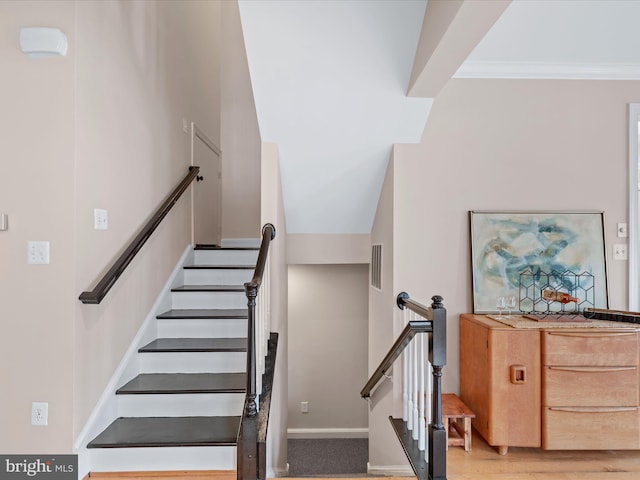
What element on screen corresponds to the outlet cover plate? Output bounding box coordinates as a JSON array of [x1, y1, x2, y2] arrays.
[[94, 209, 108, 230], [27, 241, 49, 264], [31, 402, 48, 426]]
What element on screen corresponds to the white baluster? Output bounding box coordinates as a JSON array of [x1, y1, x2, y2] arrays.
[[412, 316, 419, 440], [418, 332, 426, 451], [403, 307, 409, 422], [407, 335, 414, 431]]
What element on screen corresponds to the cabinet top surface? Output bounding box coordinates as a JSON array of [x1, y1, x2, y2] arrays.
[[460, 313, 639, 331]]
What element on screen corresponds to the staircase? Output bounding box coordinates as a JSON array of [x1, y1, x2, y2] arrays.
[[86, 245, 259, 473]]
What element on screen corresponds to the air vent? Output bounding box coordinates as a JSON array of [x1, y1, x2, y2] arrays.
[[371, 244, 382, 290]]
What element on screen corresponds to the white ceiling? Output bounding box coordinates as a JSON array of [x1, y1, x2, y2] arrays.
[[457, 0, 640, 79], [238, 0, 430, 234], [238, 0, 640, 235]]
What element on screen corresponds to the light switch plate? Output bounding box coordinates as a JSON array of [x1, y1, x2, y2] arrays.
[[0, 213, 7, 231], [617, 223, 628, 238]]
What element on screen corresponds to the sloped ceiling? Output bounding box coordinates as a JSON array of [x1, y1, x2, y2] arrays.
[[239, 0, 640, 235], [238, 0, 431, 234]]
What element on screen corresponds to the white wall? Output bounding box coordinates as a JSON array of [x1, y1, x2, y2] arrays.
[[367, 154, 410, 469], [287, 264, 369, 433], [261, 142, 288, 475], [0, 0, 221, 453], [74, 0, 221, 437], [394, 78, 636, 396], [0, 0, 76, 453], [221, 0, 261, 240]]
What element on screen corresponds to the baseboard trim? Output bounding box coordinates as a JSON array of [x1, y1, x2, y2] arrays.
[[267, 463, 289, 478], [367, 462, 414, 477], [287, 428, 368, 439]]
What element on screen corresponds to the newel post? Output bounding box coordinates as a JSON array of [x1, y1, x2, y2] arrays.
[[239, 282, 258, 480], [429, 295, 447, 480]]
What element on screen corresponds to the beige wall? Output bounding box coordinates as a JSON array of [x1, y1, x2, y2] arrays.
[[261, 142, 288, 474], [394, 78, 637, 395], [0, 0, 76, 453], [0, 0, 221, 453], [287, 264, 369, 431], [287, 234, 370, 264], [74, 0, 221, 437], [367, 154, 409, 468], [221, 1, 261, 239]]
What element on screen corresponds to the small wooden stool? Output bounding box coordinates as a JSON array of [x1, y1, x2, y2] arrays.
[[442, 393, 475, 452]]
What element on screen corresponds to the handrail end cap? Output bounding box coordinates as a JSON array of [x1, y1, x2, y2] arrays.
[[396, 292, 409, 310]]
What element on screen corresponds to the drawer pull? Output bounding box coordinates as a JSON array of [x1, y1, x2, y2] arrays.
[[548, 407, 638, 413], [546, 331, 635, 338], [547, 366, 637, 373], [510, 365, 527, 384]]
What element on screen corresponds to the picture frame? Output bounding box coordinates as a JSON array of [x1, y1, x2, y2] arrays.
[[469, 210, 609, 314]]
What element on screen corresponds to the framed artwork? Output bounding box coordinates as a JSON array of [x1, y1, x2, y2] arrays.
[[469, 211, 609, 314]]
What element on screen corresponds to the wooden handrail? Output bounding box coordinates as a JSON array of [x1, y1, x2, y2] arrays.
[[243, 223, 276, 416], [361, 293, 444, 398], [360, 320, 432, 398], [79, 166, 200, 304], [239, 223, 276, 480]]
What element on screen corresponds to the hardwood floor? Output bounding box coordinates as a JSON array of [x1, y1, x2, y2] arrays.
[[86, 429, 640, 480], [446, 429, 640, 480]]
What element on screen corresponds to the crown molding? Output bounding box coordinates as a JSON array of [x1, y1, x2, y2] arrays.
[[454, 61, 640, 80]]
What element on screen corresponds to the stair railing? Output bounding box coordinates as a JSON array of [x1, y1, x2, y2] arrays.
[[238, 223, 276, 480], [361, 293, 447, 480], [79, 166, 200, 304]]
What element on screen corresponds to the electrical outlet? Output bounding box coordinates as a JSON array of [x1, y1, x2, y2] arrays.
[[31, 402, 48, 426], [614, 244, 628, 260], [94, 208, 108, 230], [300, 401, 309, 414], [27, 241, 49, 264]]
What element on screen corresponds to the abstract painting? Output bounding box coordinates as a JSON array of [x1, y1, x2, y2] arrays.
[[469, 211, 608, 313]]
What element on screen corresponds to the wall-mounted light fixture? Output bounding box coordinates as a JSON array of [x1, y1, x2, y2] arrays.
[[20, 27, 68, 58]]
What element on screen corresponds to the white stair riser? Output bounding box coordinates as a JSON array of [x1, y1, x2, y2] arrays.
[[89, 446, 236, 472], [194, 249, 258, 265], [157, 319, 248, 338], [139, 352, 246, 373], [172, 291, 247, 309], [183, 268, 253, 285], [117, 393, 244, 417]]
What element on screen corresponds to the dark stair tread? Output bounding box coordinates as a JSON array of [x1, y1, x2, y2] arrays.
[[389, 417, 428, 480], [156, 309, 248, 320], [139, 338, 247, 353], [87, 416, 240, 448], [172, 285, 245, 292], [184, 264, 254, 270], [116, 373, 246, 394], [195, 245, 258, 251]]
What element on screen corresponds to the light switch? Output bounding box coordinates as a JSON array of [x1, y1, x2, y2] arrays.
[[0, 214, 7, 231], [617, 223, 628, 238]]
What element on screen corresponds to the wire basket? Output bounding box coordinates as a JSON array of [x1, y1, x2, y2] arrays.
[[518, 268, 595, 318]]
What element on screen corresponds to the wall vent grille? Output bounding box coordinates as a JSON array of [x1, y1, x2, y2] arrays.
[[371, 244, 382, 290]]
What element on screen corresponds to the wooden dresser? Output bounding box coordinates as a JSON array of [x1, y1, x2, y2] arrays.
[[459, 314, 640, 454]]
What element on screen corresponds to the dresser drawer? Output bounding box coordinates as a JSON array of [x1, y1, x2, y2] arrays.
[[542, 330, 638, 366], [543, 407, 640, 450], [543, 366, 639, 407]]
